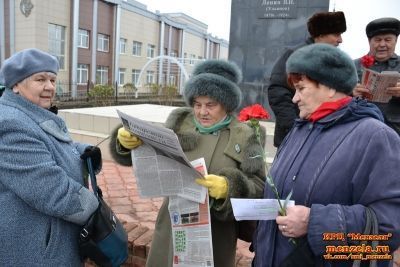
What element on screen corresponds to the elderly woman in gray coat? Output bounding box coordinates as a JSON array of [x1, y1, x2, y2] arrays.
[[110, 59, 266, 267], [0, 48, 100, 266]]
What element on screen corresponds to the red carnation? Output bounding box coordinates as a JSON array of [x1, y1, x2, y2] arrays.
[[238, 104, 269, 122], [361, 54, 375, 68]]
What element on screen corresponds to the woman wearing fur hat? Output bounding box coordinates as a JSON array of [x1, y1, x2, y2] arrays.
[[110, 59, 266, 267], [353, 17, 400, 135], [0, 48, 100, 265], [253, 44, 400, 266]]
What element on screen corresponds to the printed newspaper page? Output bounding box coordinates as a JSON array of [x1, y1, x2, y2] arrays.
[[117, 110, 206, 203], [362, 69, 400, 103], [169, 158, 214, 267]]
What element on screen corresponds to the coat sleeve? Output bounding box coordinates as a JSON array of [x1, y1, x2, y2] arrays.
[[211, 125, 266, 221], [307, 127, 400, 255], [0, 119, 98, 225], [268, 49, 298, 146]]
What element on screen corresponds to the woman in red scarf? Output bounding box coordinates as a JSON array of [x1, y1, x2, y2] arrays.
[[253, 43, 400, 267]]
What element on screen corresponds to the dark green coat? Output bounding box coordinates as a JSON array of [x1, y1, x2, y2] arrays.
[[110, 107, 266, 267]]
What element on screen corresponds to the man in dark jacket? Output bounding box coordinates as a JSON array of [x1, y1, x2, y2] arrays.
[[268, 11, 346, 147], [353, 17, 400, 135]]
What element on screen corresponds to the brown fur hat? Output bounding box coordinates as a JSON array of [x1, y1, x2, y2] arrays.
[[307, 11, 346, 38]]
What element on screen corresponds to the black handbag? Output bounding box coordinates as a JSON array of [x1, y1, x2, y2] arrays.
[[79, 158, 128, 267]]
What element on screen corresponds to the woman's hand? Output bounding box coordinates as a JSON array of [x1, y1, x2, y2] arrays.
[[276, 205, 310, 238], [195, 174, 228, 199], [117, 127, 142, 149], [386, 82, 400, 97]]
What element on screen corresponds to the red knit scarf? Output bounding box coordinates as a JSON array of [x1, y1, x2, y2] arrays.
[[308, 96, 352, 122]]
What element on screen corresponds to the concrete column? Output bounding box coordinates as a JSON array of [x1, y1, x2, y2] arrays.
[[0, 0, 5, 66], [166, 25, 172, 86], [114, 4, 121, 92], [71, 0, 80, 98], [91, 0, 98, 84], [206, 37, 210, 59], [179, 29, 185, 94], [9, 0, 15, 55], [157, 19, 165, 85]]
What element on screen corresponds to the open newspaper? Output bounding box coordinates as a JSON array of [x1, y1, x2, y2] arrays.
[[117, 110, 214, 266], [362, 69, 400, 103], [117, 110, 206, 203], [169, 158, 214, 267]]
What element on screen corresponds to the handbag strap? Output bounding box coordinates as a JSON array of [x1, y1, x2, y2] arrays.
[[86, 157, 101, 198], [352, 207, 378, 267]]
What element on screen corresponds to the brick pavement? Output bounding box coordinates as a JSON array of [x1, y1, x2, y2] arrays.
[[92, 160, 254, 267]]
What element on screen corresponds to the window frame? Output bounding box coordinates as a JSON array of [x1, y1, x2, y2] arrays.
[[78, 29, 89, 49], [97, 33, 110, 52]]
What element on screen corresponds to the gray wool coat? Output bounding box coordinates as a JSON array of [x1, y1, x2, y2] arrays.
[[110, 107, 266, 267], [0, 90, 99, 266]]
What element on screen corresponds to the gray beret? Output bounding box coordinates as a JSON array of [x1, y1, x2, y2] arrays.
[[366, 17, 400, 38], [0, 48, 59, 88], [286, 43, 357, 94], [183, 59, 242, 112], [307, 11, 346, 38]]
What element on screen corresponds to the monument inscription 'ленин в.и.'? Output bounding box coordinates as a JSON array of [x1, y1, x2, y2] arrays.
[[258, 0, 297, 19], [229, 0, 329, 114]]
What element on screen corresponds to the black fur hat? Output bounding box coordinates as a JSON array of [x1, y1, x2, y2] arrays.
[[183, 59, 242, 112], [307, 11, 347, 38], [366, 17, 400, 38]]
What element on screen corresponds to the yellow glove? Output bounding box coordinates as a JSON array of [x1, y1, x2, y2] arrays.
[[117, 127, 142, 149], [195, 174, 228, 199]]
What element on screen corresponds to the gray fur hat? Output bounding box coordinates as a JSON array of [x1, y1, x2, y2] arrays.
[[0, 48, 59, 88], [366, 17, 400, 38], [286, 43, 357, 94], [183, 59, 242, 112]]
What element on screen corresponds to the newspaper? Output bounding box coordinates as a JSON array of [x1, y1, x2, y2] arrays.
[[231, 198, 295, 221], [362, 69, 400, 103], [117, 110, 206, 203], [169, 158, 214, 267]]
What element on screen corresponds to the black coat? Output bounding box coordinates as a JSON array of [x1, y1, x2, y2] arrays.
[[267, 38, 314, 147]]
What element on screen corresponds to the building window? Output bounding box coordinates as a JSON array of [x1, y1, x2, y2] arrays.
[[97, 33, 109, 52], [147, 44, 155, 58], [77, 64, 89, 84], [189, 54, 196, 65], [170, 51, 177, 57], [120, 38, 127, 54], [132, 69, 140, 85], [48, 23, 66, 69], [183, 52, 187, 64], [146, 70, 155, 84], [119, 68, 126, 85], [78, 29, 89, 48], [132, 41, 142, 56], [96, 66, 109, 84]]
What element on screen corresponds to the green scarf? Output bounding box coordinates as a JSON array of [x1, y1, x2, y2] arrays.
[[194, 115, 232, 134]]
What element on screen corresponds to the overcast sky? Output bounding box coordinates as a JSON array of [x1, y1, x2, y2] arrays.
[[139, 0, 400, 59]]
